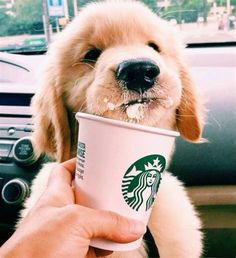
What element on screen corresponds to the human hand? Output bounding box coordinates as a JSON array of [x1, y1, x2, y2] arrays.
[[0, 159, 145, 258]]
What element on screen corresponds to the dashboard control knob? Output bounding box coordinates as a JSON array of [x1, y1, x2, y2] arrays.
[[8, 127, 16, 135], [12, 136, 39, 166], [1, 179, 30, 205]]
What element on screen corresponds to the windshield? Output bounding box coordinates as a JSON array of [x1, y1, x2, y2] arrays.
[[0, 0, 236, 53]]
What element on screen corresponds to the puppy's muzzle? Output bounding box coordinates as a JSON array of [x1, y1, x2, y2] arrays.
[[116, 58, 160, 93]]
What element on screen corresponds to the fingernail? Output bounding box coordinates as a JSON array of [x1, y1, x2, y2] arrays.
[[129, 221, 146, 235]]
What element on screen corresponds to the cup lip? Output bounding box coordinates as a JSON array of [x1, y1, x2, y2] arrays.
[[76, 112, 180, 138]]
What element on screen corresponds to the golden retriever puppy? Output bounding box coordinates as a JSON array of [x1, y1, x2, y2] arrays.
[[21, 1, 204, 257]]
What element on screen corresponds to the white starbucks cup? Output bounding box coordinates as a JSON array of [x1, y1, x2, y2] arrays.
[[75, 112, 179, 251]]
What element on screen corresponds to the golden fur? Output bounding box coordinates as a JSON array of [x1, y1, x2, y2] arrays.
[[28, 1, 204, 257]]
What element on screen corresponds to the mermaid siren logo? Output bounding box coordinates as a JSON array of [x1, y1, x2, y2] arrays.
[[122, 155, 166, 212]]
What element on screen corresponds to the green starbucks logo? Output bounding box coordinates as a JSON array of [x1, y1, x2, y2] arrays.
[[122, 154, 166, 212]]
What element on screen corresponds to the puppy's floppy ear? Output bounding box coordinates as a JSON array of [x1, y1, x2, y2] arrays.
[[176, 61, 204, 142], [31, 67, 71, 162]]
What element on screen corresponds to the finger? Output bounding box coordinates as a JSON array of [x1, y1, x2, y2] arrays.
[[61, 158, 76, 175], [48, 158, 76, 187], [79, 208, 146, 243]]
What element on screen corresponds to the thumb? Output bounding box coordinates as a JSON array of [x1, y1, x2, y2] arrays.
[[80, 207, 146, 243]]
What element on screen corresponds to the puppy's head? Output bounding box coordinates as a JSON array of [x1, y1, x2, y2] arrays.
[[32, 0, 204, 161]]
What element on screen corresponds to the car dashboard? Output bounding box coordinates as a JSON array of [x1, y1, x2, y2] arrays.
[[0, 53, 46, 244], [0, 46, 236, 257]]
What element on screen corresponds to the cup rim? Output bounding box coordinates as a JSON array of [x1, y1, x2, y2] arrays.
[[76, 112, 180, 138]]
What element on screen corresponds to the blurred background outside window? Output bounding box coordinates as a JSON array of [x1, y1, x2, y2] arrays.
[[0, 0, 236, 53]]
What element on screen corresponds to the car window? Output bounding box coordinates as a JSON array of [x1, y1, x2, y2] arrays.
[[0, 0, 236, 54]]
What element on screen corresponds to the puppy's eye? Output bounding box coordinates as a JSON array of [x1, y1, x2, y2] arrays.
[[148, 42, 160, 53], [83, 48, 102, 63]]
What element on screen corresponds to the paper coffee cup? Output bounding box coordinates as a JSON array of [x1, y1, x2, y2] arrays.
[[75, 112, 179, 251]]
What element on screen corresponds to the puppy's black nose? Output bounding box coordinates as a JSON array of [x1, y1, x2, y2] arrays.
[[116, 58, 160, 93]]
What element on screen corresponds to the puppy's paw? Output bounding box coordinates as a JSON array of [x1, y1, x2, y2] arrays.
[[148, 172, 203, 258]]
